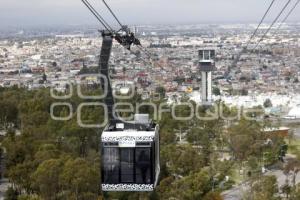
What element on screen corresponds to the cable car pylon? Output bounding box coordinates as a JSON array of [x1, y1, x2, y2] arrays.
[[81, 0, 160, 192]]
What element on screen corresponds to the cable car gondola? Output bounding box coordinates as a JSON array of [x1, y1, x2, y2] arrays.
[[81, 0, 160, 192], [101, 114, 160, 191]]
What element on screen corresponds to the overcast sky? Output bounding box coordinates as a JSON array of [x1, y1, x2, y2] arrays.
[[0, 0, 299, 27]]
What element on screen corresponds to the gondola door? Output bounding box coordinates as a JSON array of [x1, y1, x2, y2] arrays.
[[120, 148, 135, 183]]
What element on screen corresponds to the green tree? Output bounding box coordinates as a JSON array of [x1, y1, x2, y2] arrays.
[[251, 176, 280, 200], [263, 99, 273, 108], [241, 88, 248, 96], [34, 144, 60, 164], [8, 160, 36, 194], [0, 100, 18, 130], [158, 169, 211, 200], [60, 158, 100, 200], [212, 87, 221, 96], [32, 159, 64, 200], [4, 187, 18, 200], [161, 144, 204, 176], [228, 119, 264, 163], [281, 184, 292, 199], [203, 191, 223, 200], [155, 86, 166, 99], [290, 183, 300, 200], [18, 195, 42, 200]]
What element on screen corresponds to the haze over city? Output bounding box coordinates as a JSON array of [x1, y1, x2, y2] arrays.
[[1, 0, 300, 27]]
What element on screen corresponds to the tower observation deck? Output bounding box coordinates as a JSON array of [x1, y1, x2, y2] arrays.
[[198, 49, 216, 105]]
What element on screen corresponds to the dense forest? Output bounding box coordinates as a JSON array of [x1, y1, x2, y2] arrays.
[[0, 86, 300, 200]]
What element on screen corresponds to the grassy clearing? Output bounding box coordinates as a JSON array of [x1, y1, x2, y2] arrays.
[[230, 164, 246, 185], [286, 138, 300, 156]]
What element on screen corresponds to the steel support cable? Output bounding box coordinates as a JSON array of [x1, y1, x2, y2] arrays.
[[102, 0, 123, 28], [136, 45, 165, 69], [122, 45, 165, 97], [131, 45, 167, 89], [275, 0, 300, 32], [83, 0, 113, 31], [82, 0, 114, 32], [245, 0, 277, 49], [227, 0, 277, 75], [253, 0, 292, 50]]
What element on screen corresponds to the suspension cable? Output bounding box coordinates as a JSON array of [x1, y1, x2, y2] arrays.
[[226, 0, 278, 74], [136, 45, 165, 69], [275, 0, 300, 32], [253, 0, 292, 50], [102, 0, 123, 28], [245, 0, 277, 49], [82, 0, 114, 32]]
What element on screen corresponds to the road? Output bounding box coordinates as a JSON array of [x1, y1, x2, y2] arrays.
[[0, 179, 10, 200], [222, 120, 300, 200], [222, 182, 249, 200], [222, 169, 300, 200]]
